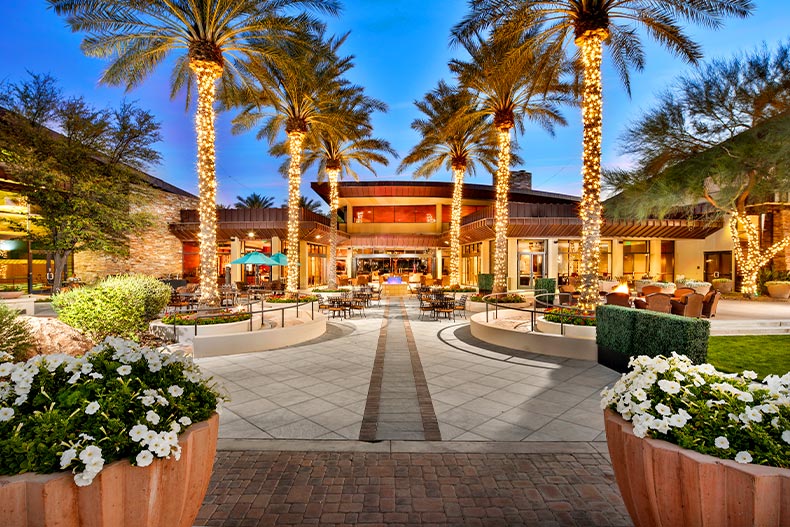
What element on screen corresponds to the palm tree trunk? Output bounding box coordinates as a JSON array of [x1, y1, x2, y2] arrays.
[[190, 60, 223, 306], [576, 29, 608, 312], [450, 166, 465, 288], [285, 131, 305, 296], [493, 129, 511, 294], [327, 168, 340, 290]]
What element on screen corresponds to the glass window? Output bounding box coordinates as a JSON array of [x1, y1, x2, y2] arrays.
[[660, 241, 674, 282], [353, 206, 374, 223], [557, 239, 611, 283], [623, 240, 650, 279]]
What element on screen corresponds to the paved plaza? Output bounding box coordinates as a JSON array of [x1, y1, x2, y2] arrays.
[[194, 295, 788, 525]]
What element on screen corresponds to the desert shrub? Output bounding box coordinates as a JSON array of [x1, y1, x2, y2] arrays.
[[0, 303, 34, 361], [52, 274, 171, 341]]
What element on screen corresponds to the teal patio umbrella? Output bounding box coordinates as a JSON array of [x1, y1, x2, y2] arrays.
[[231, 252, 277, 285], [270, 252, 289, 266]]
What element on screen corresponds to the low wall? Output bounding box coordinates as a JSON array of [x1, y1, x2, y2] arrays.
[[534, 316, 596, 340], [469, 311, 597, 361]]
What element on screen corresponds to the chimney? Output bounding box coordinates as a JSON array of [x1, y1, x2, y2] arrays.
[[510, 170, 532, 192]]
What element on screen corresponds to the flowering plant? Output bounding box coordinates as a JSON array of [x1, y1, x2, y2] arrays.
[[0, 338, 224, 486], [601, 353, 790, 468], [544, 307, 596, 326], [161, 311, 251, 326]]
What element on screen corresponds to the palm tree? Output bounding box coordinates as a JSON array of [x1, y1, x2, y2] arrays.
[[235, 193, 275, 208], [453, 0, 753, 310], [399, 81, 499, 287], [450, 34, 571, 293], [49, 0, 339, 305], [231, 32, 354, 295], [293, 196, 325, 214]]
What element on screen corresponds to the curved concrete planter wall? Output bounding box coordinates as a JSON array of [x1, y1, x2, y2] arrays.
[[466, 301, 533, 313], [150, 316, 264, 342], [535, 316, 596, 340], [469, 311, 597, 361], [604, 409, 789, 527], [0, 414, 218, 527]]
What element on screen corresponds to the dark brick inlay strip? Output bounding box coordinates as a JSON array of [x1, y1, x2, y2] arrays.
[[359, 302, 389, 441], [400, 302, 442, 441]]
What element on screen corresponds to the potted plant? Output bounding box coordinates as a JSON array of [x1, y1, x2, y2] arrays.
[[0, 338, 225, 527], [0, 285, 24, 300], [601, 353, 789, 527], [711, 277, 734, 293], [765, 280, 790, 299]]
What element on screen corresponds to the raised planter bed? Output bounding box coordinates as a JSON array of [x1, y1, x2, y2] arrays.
[[150, 316, 263, 342], [535, 316, 596, 340]]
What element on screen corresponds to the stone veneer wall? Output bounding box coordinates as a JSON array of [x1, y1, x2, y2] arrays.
[[74, 186, 197, 282], [772, 207, 790, 271]]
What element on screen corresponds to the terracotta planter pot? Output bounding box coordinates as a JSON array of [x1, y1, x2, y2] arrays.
[[604, 409, 790, 527], [0, 413, 218, 527], [0, 291, 24, 299], [766, 283, 790, 299]]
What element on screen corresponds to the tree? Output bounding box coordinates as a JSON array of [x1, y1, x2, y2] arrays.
[[283, 196, 325, 214], [453, 0, 754, 309], [49, 0, 339, 305], [399, 81, 499, 287], [230, 32, 355, 295], [297, 90, 394, 289], [605, 41, 790, 296], [450, 33, 570, 293], [0, 73, 160, 293], [235, 193, 275, 208]]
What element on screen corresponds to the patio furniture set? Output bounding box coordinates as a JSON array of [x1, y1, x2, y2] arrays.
[[604, 288, 720, 318], [317, 287, 380, 319], [417, 290, 467, 321]]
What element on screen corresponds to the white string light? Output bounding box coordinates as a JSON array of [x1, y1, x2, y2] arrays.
[[327, 168, 340, 289], [729, 213, 790, 296], [493, 129, 511, 293], [576, 29, 607, 312], [190, 60, 222, 306], [450, 166, 464, 287], [285, 132, 305, 296]]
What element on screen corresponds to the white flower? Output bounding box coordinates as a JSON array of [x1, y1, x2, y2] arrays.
[[0, 362, 14, 376], [654, 419, 670, 434], [178, 416, 192, 427], [89, 372, 103, 380], [79, 445, 103, 464], [67, 373, 81, 384], [657, 379, 681, 395], [129, 424, 148, 442], [59, 448, 77, 469], [140, 395, 155, 406], [668, 413, 688, 428], [782, 430, 790, 445], [714, 436, 730, 449], [734, 451, 753, 464], [135, 450, 154, 467], [117, 365, 132, 376], [655, 403, 671, 416], [737, 391, 754, 403], [0, 407, 14, 421], [85, 401, 100, 415], [146, 410, 160, 425], [73, 471, 95, 487], [742, 370, 758, 380], [744, 406, 762, 423], [167, 385, 184, 397]]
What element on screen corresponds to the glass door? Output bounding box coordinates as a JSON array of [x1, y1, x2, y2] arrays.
[[704, 251, 733, 282], [518, 253, 545, 287]]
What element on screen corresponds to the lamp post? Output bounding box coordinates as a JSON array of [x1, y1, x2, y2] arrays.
[[26, 202, 32, 295]]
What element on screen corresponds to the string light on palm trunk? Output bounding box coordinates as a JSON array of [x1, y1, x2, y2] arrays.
[[493, 129, 511, 293], [285, 132, 305, 296], [450, 166, 464, 287], [327, 168, 340, 290], [190, 60, 222, 306], [576, 29, 607, 312], [730, 213, 790, 296]]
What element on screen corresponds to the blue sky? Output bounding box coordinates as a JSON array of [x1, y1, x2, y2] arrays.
[[1, 1, 787, 209]]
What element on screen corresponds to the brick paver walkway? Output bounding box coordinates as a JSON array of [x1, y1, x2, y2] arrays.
[[196, 450, 633, 527]]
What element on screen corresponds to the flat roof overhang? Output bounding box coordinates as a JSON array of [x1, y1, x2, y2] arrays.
[[168, 221, 348, 243]]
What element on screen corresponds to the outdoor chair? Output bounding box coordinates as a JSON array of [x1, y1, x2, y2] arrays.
[[605, 292, 631, 308], [434, 298, 455, 321], [559, 285, 580, 305], [417, 293, 436, 320], [701, 291, 721, 318], [634, 293, 672, 313], [670, 292, 704, 318], [453, 294, 468, 319], [640, 285, 662, 297], [673, 287, 695, 299]]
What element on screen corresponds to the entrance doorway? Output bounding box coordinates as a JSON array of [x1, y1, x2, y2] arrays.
[[518, 253, 545, 287], [704, 251, 733, 282]]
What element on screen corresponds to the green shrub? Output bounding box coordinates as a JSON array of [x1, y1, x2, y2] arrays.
[[0, 303, 34, 361], [477, 274, 494, 293], [469, 294, 525, 303], [52, 274, 171, 341], [758, 268, 790, 295], [161, 312, 251, 326], [596, 305, 709, 371], [544, 307, 596, 326], [533, 277, 556, 305], [266, 295, 318, 303]]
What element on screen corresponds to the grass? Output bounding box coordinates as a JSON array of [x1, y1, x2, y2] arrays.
[[707, 335, 790, 379]]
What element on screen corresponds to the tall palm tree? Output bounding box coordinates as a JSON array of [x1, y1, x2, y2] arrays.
[[451, 34, 571, 293], [453, 0, 753, 310], [399, 81, 499, 287], [231, 32, 354, 295], [49, 0, 339, 305], [235, 193, 275, 208]]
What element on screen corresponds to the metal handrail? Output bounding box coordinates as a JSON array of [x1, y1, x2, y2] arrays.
[[481, 290, 595, 336]]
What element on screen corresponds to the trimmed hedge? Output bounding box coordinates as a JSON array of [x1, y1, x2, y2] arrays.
[[534, 277, 556, 306], [52, 274, 171, 341], [477, 274, 494, 293], [596, 305, 709, 372]]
